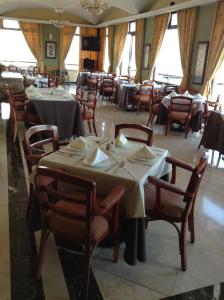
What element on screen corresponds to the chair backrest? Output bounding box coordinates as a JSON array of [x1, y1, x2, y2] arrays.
[[35, 166, 97, 238], [142, 80, 154, 85], [8, 65, 17, 72], [33, 67, 40, 76], [22, 125, 59, 174], [164, 85, 179, 95], [115, 123, 153, 146], [170, 96, 193, 113], [183, 156, 207, 215], [87, 91, 97, 103], [103, 77, 114, 85], [48, 74, 59, 87], [75, 87, 84, 100]]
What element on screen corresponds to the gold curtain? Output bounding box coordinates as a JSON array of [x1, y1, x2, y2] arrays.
[[148, 13, 170, 79], [0, 19, 3, 29], [201, 1, 224, 96], [135, 19, 145, 83], [113, 22, 128, 73], [108, 26, 115, 73], [20, 22, 43, 72], [97, 27, 106, 71], [79, 27, 97, 71], [59, 26, 76, 71], [178, 8, 198, 92]]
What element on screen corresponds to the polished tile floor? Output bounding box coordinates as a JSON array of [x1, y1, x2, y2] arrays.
[[1, 100, 224, 300]]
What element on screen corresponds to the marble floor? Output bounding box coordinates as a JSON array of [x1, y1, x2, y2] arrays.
[[1, 100, 224, 300]]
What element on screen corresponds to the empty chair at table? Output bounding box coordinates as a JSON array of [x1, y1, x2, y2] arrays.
[[81, 93, 98, 136], [132, 84, 154, 113], [115, 123, 153, 146], [22, 125, 59, 218], [100, 77, 115, 101], [166, 96, 193, 138], [87, 73, 99, 91], [35, 166, 125, 300], [144, 155, 207, 270]]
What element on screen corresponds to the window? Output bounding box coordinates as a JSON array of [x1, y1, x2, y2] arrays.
[[154, 13, 183, 85], [103, 28, 109, 72], [211, 60, 224, 106], [65, 27, 80, 71], [119, 22, 136, 77], [0, 19, 37, 68]]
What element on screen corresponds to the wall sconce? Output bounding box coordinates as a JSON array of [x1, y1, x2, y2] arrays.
[[49, 33, 53, 41]]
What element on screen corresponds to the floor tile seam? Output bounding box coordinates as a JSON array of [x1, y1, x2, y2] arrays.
[[94, 265, 169, 297]]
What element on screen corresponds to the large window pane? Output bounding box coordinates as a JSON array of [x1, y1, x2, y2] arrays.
[[120, 34, 131, 75], [212, 61, 224, 106], [154, 28, 183, 85], [0, 28, 36, 67], [65, 28, 80, 71]]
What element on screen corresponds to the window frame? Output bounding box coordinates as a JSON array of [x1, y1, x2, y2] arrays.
[[168, 12, 178, 30], [120, 21, 136, 76]]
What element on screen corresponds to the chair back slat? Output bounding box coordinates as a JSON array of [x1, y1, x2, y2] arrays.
[[115, 123, 153, 146]]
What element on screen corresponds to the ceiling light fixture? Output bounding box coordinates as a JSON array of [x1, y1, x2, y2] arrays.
[[49, 8, 71, 28], [80, 0, 110, 16]]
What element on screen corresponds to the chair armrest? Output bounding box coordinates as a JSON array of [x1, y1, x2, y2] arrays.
[[26, 153, 46, 162], [166, 157, 194, 172], [98, 185, 126, 214], [148, 176, 186, 196], [165, 157, 194, 184]]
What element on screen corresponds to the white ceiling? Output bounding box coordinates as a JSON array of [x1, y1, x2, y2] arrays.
[[0, 0, 157, 25]]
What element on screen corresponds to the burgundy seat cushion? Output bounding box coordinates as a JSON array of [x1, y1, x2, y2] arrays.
[[144, 183, 185, 221]]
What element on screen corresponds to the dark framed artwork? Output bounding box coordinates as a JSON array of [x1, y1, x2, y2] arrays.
[[142, 44, 151, 69], [192, 41, 209, 85], [45, 41, 57, 59]]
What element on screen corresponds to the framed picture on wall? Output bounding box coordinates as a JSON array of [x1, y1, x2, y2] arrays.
[[45, 41, 57, 59], [142, 44, 151, 69], [192, 41, 209, 85]]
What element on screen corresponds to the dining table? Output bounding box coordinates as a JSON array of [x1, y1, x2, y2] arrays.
[[115, 83, 163, 111], [0, 71, 24, 92], [31, 138, 171, 265], [156, 93, 205, 132], [27, 88, 84, 140]]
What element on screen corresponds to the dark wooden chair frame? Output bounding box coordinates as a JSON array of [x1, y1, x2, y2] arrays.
[[35, 166, 125, 300], [145, 156, 207, 271], [115, 123, 153, 146]]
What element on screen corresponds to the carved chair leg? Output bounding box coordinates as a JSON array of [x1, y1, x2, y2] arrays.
[[188, 206, 195, 244], [36, 229, 50, 280], [81, 244, 92, 300], [87, 120, 92, 133], [26, 183, 34, 219], [92, 118, 97, 136], [180, 222, 187, 271], [13, 120, 18, 142]]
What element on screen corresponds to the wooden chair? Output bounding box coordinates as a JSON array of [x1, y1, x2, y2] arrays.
[[7, 65, 17, 72], [6, 89, 36, 142], [147, 90, 164, 125], [115, 123, 153, 146], [132, 84, 154, 113], [144, 155, 207, 271], [35, 166, 125, 300], [203, 95, 221, 127], [87, 74, 99, 91], [22, 125, 59, 217], [48, 74, 59, 87], [75, 86, 84, 101], [81, 95, 98, 136], [100, 77, 115, 101], [166, 96, 193, 138]]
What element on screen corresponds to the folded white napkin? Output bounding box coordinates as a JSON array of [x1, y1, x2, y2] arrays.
[[37, 74, 42, 79], [183, 90, 193, 98], [69, 136, 91, 150], [84, 148, 108, 166], [133, 145, 156, 159], [168, 91, 178, 98], [56, 85, 65, 92], [115, 133, 128, 147]]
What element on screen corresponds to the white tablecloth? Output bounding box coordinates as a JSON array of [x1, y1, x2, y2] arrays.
[[162, 94, 205, 112], [37, 140, 171, 218]]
